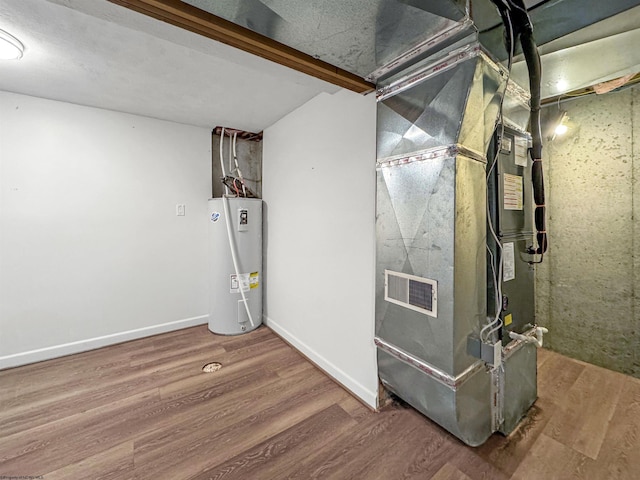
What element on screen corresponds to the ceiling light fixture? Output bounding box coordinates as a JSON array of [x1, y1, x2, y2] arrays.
[[0, 29, 24, 60], [554, 122, 568, 136], [546, 110, 568, 141]]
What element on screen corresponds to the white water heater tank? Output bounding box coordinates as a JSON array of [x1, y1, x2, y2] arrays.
[[208, 197, 263, 335]]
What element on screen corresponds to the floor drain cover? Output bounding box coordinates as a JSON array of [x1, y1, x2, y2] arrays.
[[202, 362, 222, 373]]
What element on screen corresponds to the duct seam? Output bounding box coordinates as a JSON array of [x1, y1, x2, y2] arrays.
[[375, 337, 486, 390], [376, 43, 482, 102], [376, 43, 531, 105], [376, 144, 486, 169], [456, 144, 487, 163], [366, 17, 475, 83], [478, 51, 531, 107], [501, 116, 530, 134], [491, 366, 504, 431]]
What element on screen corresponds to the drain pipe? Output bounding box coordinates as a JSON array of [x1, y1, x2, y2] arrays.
[[222, 194, 255, 327], [232, 132, 247, 197], [219, 127, 230, 196], [219, 129, 255, 328], [509, 326, 548, 347]]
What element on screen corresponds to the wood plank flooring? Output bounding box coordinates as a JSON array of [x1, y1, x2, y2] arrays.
[[1, 325, 639, 479]]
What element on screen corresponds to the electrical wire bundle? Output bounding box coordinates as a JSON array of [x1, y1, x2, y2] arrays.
[[222, 176, 257, 198]]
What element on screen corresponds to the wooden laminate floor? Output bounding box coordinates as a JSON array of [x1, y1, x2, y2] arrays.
[[1, 325, 639, 479]]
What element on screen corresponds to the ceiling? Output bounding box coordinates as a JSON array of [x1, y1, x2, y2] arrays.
[[0, 0, 340, 132], [182, 0, 468, 80], [1, 0, 639, 132], [509, 3, 640, 98]]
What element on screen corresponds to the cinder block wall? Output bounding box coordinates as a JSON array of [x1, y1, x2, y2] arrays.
[[537, 84, 639, 377]]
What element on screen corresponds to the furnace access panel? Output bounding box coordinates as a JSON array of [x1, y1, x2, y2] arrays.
[[487, 126, 536, 344]]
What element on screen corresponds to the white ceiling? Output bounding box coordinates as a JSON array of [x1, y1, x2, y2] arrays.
[[0, 0, 341, 132]]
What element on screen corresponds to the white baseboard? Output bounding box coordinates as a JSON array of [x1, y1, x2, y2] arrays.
[[265, 316, 378, 409], [0, 315, 209, 370]]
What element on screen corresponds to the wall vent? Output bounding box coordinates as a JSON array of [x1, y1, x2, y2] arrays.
[[385, 270, 437, 317]]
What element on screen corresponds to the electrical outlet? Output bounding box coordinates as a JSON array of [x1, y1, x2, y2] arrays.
[[176, 204, 185, 216]]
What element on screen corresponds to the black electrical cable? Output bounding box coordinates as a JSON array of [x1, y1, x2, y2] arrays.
[[520, 28, 547, 258], [478, 0, 555, 34]]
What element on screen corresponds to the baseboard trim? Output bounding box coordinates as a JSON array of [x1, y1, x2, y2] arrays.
[[265, 316, 378, 409], [0, 315, 209, 370]]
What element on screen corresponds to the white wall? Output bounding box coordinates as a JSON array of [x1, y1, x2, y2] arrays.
[[262, 89, 378, 408], [0, 92, 211, 368]]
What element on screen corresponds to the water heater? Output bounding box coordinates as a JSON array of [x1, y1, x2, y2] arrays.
[[208, 197, 263, 335]]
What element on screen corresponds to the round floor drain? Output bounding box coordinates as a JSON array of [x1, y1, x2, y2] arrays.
[[202, 362, 222, 373]]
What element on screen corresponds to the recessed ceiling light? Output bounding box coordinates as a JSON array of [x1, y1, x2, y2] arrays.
[[0, 29, 24, 60]]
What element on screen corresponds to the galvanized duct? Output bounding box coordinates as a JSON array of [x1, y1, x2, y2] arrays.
[[374, 34, 531, 446]]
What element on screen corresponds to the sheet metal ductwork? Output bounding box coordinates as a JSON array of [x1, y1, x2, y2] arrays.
[[177, 0, 639, 96], [181, 0, 563, 448], [375, 14, 537, 444]]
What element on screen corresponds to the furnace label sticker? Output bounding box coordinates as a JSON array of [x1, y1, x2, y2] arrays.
[[503, 242, 516, 282], [503, 173, 523, 210], [504, 313, 513, 326], [230, 273, 250, 293], [211, 212, 221, 222], [500, 136, 512, 154], [514, 136, 528, 167], [249, 272, 259, 289]]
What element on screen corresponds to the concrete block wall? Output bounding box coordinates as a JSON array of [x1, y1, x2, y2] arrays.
[[537, 84, 639, 376]]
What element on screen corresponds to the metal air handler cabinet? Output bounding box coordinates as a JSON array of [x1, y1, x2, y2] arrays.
[[208, 197, 263, 335], [375, 38, 537, 446]]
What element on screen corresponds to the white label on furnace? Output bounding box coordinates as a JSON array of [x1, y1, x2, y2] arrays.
[[503, 173, 523, 210], [503, 242, 516, 282], [514, 136, 528, 167], [230, 273, 250, 293], [500, 136, 512, 154]]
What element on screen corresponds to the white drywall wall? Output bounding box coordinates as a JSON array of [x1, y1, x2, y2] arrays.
[[0, 92, 211, 368], [262, 89, 378, 408]]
